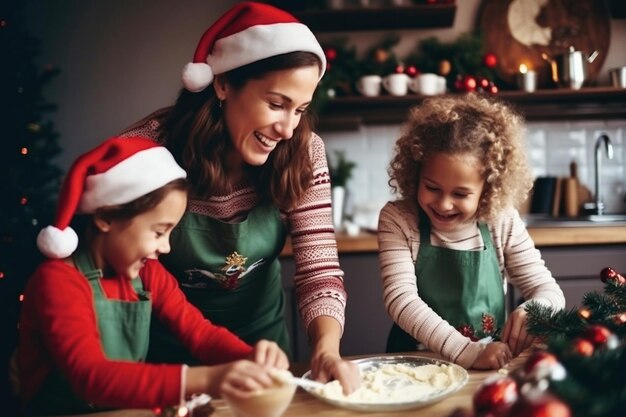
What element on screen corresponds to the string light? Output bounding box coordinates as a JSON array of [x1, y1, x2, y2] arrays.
[[20, 197, 28, 205], [19, 294, 25, 302], [0, 271, 5, 279], [21, 147, 29, 155]]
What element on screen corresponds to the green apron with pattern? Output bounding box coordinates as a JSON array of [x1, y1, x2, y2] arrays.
[[386, 213, 505, 352], [27, 246, 152, 416], [147, 203, 289, 364]]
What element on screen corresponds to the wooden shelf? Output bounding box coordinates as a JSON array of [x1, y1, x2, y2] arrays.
[[314, 87, 626, 130], [294, 4, 456, 32]]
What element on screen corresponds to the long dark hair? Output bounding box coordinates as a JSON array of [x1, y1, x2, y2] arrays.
[[157, 51, 322, 210]]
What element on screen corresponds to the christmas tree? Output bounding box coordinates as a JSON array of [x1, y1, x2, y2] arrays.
[[0, 3, 64, 410]]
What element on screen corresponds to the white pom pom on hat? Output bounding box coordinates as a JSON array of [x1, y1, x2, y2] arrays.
[[37, 136, 187, 259], [181, 1, 326, 93]]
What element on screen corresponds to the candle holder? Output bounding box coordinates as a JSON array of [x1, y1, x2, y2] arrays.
[[517, 68, 537, 93]]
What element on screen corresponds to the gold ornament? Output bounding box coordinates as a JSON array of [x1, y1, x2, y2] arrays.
[[439, 59, 452, 76], [374, 49, 389, 64]]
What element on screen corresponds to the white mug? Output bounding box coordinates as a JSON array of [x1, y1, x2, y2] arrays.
[[356, 75, 382, 97], [409, 73, 446, 95], [382, 73, 410, 96]]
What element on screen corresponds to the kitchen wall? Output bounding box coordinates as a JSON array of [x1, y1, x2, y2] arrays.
[[24, 0, 626, 217]]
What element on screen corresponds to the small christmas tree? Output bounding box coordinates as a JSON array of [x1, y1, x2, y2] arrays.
[[0, 3, 64, 410]]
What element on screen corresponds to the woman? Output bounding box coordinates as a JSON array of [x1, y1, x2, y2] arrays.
[[122, 1, 359, 392]]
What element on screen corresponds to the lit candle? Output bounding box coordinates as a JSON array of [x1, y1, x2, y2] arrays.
[[517, 64, 537, 93]]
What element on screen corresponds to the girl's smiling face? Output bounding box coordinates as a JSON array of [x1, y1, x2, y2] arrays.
[[216, 65, 320, 169], [417, 152, 485, 231], [97, 189, 187, 279]]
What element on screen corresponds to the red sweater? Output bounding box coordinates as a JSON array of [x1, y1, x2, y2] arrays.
[[18, 259, 253, 409]]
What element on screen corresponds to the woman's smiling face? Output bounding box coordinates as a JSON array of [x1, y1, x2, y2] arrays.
[[417, 152, 485, 231], [217, 64, 320, 169]]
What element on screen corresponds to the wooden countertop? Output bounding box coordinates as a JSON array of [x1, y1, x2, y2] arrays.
[[280, 226, 626, 257], [63, 351, 530, 417]]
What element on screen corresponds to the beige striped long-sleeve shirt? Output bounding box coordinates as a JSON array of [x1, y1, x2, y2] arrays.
[[377, 199, 565, 368]]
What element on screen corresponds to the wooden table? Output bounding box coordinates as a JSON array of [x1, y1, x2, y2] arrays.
[[67, 351, 529, 417]]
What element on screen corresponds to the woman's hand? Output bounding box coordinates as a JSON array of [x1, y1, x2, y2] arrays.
[[308, 316, 360, 395], [187, 359, 275, 399], [471, 342, 512, 370], [249, 339, 289, 370], [310, 349, 360, 395], [501, 307, 535, 356]]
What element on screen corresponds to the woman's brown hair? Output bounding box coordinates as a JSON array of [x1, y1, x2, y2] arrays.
[[153, 51, 322, 210]]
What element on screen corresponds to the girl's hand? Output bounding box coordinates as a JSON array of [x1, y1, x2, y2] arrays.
[[219, 360, 276, 400], [310, 349, 360, 395], [501, 307, 535, 356], [249, 339, 289, 370], [472, 342, 512, 370]]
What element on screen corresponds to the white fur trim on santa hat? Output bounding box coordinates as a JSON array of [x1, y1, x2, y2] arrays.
[[37, 225, 79, 259], [78, 146, 187, 213], [182, 62, 214, 93], [183, 22, 326, 92]]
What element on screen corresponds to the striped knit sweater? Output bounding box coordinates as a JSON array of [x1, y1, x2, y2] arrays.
[[377, 199, 565, 368], [120, 119, 346, 331]]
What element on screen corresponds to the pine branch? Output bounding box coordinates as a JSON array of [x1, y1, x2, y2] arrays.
[[525, 302, 586, 338]]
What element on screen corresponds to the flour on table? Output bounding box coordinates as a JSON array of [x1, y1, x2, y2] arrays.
[[315, 363, 463, 404]]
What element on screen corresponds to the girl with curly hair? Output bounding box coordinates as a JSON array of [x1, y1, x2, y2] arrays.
[[378, 94, 565, 370]]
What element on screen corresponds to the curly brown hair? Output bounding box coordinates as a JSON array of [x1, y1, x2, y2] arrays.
[[150, 52, 322, 210], [388, 93, 533, 222]]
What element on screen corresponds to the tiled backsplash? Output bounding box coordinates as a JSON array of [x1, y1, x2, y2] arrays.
[[322, 119, 626, 228]]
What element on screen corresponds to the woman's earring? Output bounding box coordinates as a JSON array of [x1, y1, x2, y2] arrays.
[[219, 100, 223, 108]]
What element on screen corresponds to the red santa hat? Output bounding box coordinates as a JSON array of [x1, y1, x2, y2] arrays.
[[37, 137, 187, 259], [182, 1, 326, 92]]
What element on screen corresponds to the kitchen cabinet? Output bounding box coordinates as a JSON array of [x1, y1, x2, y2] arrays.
[[281, 253, 392, 362], [314, 87, 626, 131], [509, 245, 626, 310], [294, 3, 457, 32]]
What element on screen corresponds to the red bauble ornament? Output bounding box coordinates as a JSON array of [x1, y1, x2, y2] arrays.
[[394, 64, 405, 74], [324, 47, 337, 62], [583, 325, 612, 347], [572, 337, 594, 356], [473, 375, 518, 416], [463, 75, 477, 92], [523, 351, 566, 381], [479, 77, 491, 89], [600, 267, 626, 285], [508, 395, 571, 417], [489, 84, 499, 94], [405, 65, 418, 77], [483, 53, 498, 68]]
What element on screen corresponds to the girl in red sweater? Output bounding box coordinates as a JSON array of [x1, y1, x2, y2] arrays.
[[18, 136, 288, 416]]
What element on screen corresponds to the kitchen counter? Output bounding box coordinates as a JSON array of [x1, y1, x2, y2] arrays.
[[280, 225, 626, 257], [57, 350, 530, 417]]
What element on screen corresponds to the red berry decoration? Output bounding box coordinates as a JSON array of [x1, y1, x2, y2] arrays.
[[572, 337, 594, 356], [583, 325, 612, 347], [600, 267, 626, 285], [462, 75, 477, 92], [523, 350, 566, 381], [483, 53, 498, 68], [405, 65, 418, 77], [508, 394, 571, 417], [473, 375, 518, 416], [458, 324, 476, 341], [324, 47, 337, 62]]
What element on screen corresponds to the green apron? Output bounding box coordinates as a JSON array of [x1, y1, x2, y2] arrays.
[[147, 204, 289, 364], [386, 213, 505, 353], [26, 247, 152, 416]]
